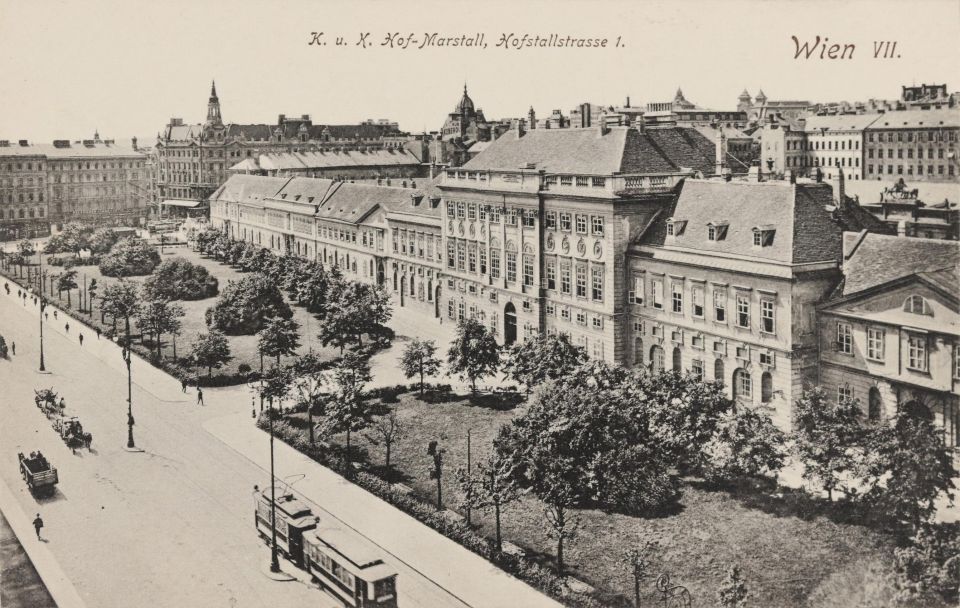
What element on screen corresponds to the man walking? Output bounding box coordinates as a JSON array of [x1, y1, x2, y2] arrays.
[[196, 387, 204, 406], [33, 513, 43, 540], [181, 378, 188, 393]]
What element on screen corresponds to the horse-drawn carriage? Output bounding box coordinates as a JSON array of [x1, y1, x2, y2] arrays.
[[53, 416, 93, 450], [18, 452, 58, 497], [34, 388, 64, 418]]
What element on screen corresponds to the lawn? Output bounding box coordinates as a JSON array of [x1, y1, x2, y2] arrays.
[[289, 390, 902, 608], [3, 245, 339, 380]]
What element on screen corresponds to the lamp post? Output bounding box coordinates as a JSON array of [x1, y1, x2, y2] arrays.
[[122, 332, 135, 448], [268, 393, 280, 574], [37, 251, 46, 372]]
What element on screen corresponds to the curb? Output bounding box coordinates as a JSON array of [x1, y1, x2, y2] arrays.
[[0, 477, 87, 608]]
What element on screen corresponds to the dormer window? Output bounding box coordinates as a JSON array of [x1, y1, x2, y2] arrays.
[[904, 295, 932, 316], [752, 226, 775, 247], [666, 218, 687, 237], [707, 222, 729, 241]]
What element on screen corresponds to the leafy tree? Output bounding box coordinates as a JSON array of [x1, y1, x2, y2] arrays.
[[298, 261, 330, 314], [99, 237, 161, 277], [862, 401, 957, 531], [17, 239, 35, 268], [400, 338, 442, 395], [100, 280, 141, 347], [427, 439, 446, 510], [540, 459, 580, 575], [700, 405, 786, 483], [317, 280, 392, 351], [88, 278, 99, 319], [136, 299, 184, 360], [791, 388, 865, 501], [892, 523, 960, 605], [718, 564, 749, 608], [446, 318, 500, 393], [205, 273, 292, 335], [56, 269, 78, 307], [624, 541, 658, 608], [455, 451, 521, 553], [191, 331, 232, 377], [365, 410, 405, 472], [142, 257, 218, 301], [258, 364, 294, 411], [87, 228, 119, 255], [256, 316, 301, 366], [321, 349, 374, 467], [8, 251, 25, 277], [501, 333, 587, 393], [291, 352, 330, 445]]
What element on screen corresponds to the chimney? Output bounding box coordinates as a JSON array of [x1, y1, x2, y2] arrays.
[[625, 96, 631, 108], [897, 220, 908, 237], [131, 136, 138, 151], [715, 127, 725, 175], [278, 114, 286, 125], [598, 114, 610, 136], [830, 166, 846, 205]]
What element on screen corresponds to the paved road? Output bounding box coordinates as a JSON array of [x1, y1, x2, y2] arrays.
[[0, 280, 559, 607]]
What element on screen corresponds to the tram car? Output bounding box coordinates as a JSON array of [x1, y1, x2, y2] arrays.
[[254, 487, 316, 568], [255, 487, 399, 607]]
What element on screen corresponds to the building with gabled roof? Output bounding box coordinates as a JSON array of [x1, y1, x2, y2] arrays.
[[818, 232, 960, 446]]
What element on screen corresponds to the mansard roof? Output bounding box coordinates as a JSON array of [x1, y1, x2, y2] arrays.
[[839, 232, 959, 296]]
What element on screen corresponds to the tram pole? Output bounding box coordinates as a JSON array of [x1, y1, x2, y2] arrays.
[[37, 251, 46, 372], [268, 395, 280, 573]]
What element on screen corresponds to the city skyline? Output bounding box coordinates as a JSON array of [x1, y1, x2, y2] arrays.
[[1, 0, 957, 144]]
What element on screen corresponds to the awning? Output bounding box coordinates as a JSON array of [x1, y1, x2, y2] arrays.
[[161, 199, 204, 208]]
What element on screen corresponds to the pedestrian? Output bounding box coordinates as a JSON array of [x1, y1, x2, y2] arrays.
[[65, 322, 70, 333], [181, 378, 188, 393], [96, 327, 101, 339], [79, 333, 84, 346], [53, 310, 58, 319], [197, 387, 204, 406], [44, 312, 49, 321], [10, 341, 15, 356], [32, 513, 43, 540]]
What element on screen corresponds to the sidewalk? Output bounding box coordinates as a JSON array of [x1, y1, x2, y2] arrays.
[[0, 477, 86, 608], [204, 412, 563, 608]]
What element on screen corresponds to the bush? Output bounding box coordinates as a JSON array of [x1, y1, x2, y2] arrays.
[[99, 237, 160, 277], [893, 523, 960, 605]]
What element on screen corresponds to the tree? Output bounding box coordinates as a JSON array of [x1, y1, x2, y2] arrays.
[[321, 349, 374, 467], [259, 364, 294, 413], [862, 402, 957, 531], [624, 541, 658, 608], [446, 318, 500, 393], [290, 352, 329, 445], [206, 273, 292, 335], [87, 278, 98, 316], [455, 452, 521, 553], [700, 405, 786, 483], [136, 299, 184, 360], [99, 237, 161, 277], [56, 269, 78, 307], [427, 439, 446, 510], [191, 331, 232, 377], [791, 388, 865, 501], [717, 564, 749, 608], [365, 410, 405, 473], [17, 239, 36, 259], [44, 223, 88, 255], [540, 459, 580, 575], [257, 317, 301, 366], [87, 228, 119, 255], [100, 280, 141, 348], [142, 257, 219, 301], [892, 523, 960, 605], [501, 333, 587, 393], [400, 339, 442, 395], [8, 251, 25, 278]]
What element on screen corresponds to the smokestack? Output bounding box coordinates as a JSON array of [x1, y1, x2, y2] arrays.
[[715, 127, 725, 175]]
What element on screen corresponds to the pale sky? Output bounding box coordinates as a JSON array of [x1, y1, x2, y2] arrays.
[[1, 0, 957, 144]]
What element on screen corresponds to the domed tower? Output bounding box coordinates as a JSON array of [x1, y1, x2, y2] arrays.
[[206, 80, 223, 128], [737, 89, 753, 114], [455, 84, 475, 117], [755, 89, 768, 105]]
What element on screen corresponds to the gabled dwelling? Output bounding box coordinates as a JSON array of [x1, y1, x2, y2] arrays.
[[626, 176, 887, 429], [817, 232, 960, 447]]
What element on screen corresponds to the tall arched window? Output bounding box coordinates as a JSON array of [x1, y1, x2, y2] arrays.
[[673, 347, 682, 371], [761, 372, 773, 403], [634, 338, 643, 366], [714, 359, 725, 386], [650, 345, 665, 373], [733, 368, 752, 402], [903, 295, 932, 315], [868, 387, 882, 421]]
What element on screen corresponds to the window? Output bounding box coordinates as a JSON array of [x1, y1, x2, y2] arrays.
[[714, 289, 726, 322], [456, 242, 466, 271], [736, 294, 750, 328], [956, 346, 960, 379], [714, 359, 725, 385], [591, 216, 604, 236], [691, 359, 704, 381], [760, 299, 775, 334], [761, 372, 773, 403], [575, 214, 588, 234], [837, 323, 853, 354], [479, 248, 487, 274], [560, 307, 571, 321], [671, 282, 683, 313], [506, 251, 517, 283], [838, 384, 854, 403], [867, 328, 885, 361], [733, 368, 752, 401], [592, 316, 603, 329], [652, 279, 664, 309], [468, 246, 477, 272], [591, 266, 603, 301], [753, 229, 775, 247], [634, 338, 644, 366], [546, 260, 556, 290], [692, 285, 704, 317], [467, 203, 476, 220], [545, 211, 557, 229], [523, 254, 534, 287], [903, 295, 931, 315], [478, 205, 487, 221], [576, 311, 587, 325], [868, 388, 882, 421], [907, 335, 927, 371], [522, 212, 535, 228], [651, 346, 665, 372], [490, 249, 501, 279], [575, 264, 587, 298], [560, 261, 571, 294], [559, 213, 572, 231], [632, 275, 644, 305]]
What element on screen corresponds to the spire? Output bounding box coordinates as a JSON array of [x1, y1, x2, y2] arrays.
[[206, 79, 223, 127], [210, 80, 218, 100]]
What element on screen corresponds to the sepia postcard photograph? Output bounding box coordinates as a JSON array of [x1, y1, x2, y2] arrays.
[[0, 0, 958, 606]]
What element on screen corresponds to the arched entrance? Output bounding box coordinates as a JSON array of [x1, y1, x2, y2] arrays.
[[650, 345, 664, 372], [399, 276, 406, 307], [504, 302, 517, 344], [434, 284, 442, 318]]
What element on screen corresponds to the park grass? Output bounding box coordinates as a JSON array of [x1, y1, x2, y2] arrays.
[[295, 390, 900, 608], [10, 245, 338, 379]]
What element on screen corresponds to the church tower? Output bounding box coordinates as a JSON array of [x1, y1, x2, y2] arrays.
[[206, 80, 223, 127]]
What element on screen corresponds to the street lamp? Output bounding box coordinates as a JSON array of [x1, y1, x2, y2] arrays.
[[268, 392, 280, 574], [37, 250, 46, 372], [122, 341, 135, 448]]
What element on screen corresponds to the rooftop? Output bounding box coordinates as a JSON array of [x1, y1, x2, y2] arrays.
[[865, 108, 960, 130], [0, 141, 144, 158], [804, 113, 883, 133], [840, 232, 959, 296]]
